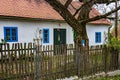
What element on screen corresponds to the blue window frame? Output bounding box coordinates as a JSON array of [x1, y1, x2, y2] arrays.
[[4, 27, 18, 42], [81, 39, 85, 46], [95, 32, 101, 43], [43, 29, 49, 43]]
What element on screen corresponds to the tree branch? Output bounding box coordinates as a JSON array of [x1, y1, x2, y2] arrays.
[[81, 5, 120, 23], [74, 0, 95, 17], [95, 0, 120, 4], [78, 0, 95, 20], [79, 0, 120, 4], [45, 0, 83, 34], [73, 6, 81, 17], [65, 0, 72, 8]]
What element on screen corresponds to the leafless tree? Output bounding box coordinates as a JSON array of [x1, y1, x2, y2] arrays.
[[45, 0, 120, 44], [40, 0, 120, 70], [44, 0, 120, 46]]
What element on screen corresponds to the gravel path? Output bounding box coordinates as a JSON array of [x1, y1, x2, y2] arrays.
[[56, 70, 120, 80]]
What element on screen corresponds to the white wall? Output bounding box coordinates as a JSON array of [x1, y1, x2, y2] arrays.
[[0, 19, 109, 46], [86, 24, 109, 46], [0, 19, 74, 45]]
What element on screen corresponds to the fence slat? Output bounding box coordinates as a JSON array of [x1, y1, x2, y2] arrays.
[[0, 44, 4, 78], [0, 43, 119, 80]]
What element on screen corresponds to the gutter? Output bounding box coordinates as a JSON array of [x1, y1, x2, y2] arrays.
[[0, 15, 65, 23]]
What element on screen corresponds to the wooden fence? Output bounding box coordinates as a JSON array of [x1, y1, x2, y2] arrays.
[[0, 43, 120, 80], [0, 43, 35, 80]]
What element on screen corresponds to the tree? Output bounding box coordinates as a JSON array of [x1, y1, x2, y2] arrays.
[[111, 24, 120, 38], [44, 0, 120, 46], [115, 0, 118, 38], [41, 0, 120, 72], [95, 1, 120, 38]]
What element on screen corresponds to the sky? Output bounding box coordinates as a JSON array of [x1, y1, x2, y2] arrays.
[[94, 1, 120, 18]]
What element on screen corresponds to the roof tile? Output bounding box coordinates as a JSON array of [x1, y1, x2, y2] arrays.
[[0, 0, 111, 25]]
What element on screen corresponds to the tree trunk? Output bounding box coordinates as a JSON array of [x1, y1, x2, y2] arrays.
[[74, 23, 89, 46], [44, 0, 88, 46], [74, 23, 89, 77]]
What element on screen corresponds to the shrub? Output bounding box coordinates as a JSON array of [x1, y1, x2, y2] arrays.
[[108, 37, 120, 50]]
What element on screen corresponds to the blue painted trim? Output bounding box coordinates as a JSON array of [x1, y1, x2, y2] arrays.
[[81, 39, 85, 45], [43, 28, 50, 43], [95, 32, 101, 43], [4, 27, 18, 42]]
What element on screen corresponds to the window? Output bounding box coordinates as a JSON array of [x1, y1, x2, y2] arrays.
[[4, 27, 18, 42], [95, 32, 101, 43], [43, 29, 49, 43], [81, 39, 85, 46]]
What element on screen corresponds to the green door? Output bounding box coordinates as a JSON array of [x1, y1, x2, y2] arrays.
[[54, 29, 66, 45]]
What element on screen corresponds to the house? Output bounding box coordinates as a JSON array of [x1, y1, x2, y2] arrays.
[[0, 0, 111, 46]]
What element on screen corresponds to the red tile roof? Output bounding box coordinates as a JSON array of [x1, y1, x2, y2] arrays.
[[0, 0, 111, 25]]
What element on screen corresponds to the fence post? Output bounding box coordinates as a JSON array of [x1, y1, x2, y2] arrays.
[[109, 46, 119, 70], [103, 45, 108, 74], [34, 38, 42, 80], [76, 45, 79, 76], [0, 44, 4, 79], [35, 45, 39, 80], [64, 44, 67, 77], [76, 44, 84, 78]]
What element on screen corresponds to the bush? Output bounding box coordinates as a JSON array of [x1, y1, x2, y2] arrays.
[[108, 37, 120, 50]]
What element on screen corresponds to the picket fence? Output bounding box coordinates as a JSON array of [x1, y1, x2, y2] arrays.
[[0, 43, 119, 80]]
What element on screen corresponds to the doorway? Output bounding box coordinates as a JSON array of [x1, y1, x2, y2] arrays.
[[54, 29, 66, 55], [54, 29, 66, 45]]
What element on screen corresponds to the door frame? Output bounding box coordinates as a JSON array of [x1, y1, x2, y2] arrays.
[[53, 28, 66, 45]]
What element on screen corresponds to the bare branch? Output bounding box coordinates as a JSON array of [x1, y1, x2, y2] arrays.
[[45, 0, 83, 34], [73, 0, 95, 17], [65, 0, 72, 8], [81, 5, 120, 23], [73, 6, 81, 17], [79, 0, 120, 4], [78, 0, 95, 20], [95, 0, 120, 4]]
